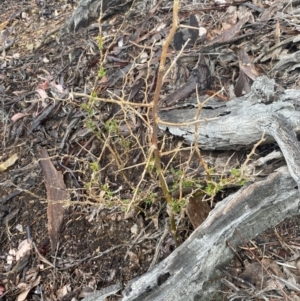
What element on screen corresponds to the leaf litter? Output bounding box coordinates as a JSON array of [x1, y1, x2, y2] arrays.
[[1, 0, 300, 300]]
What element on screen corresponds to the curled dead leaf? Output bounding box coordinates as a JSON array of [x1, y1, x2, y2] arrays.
[[0, 153, 18, 172], [0, 20, 9, 31], [11, 113, 29, 122]]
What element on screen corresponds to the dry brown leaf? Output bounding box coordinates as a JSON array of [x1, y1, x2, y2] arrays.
[[261, 258, 284, 277], [238, 49, 259, 81], [0, 21, 9, 31], [128, 251, 140, 266], [38, 147, 68, 251], [36, 80, 50, 90], [234, 48, 259, 96], [234, 71, 249, 97], [50, 81, 64, 93], [35, 88, 48, 100], [16, 276, 41, 301], [239, 261, 264, 288], [0, 154, 18, 172], [269, 19, 282, 61], [11, 113, 29, 122], [12, 90, 28, 96], [15, 239, 32, 261], [186, 194, 210, 229], [209, 14, 250, 45], [56, 284, 71, 300], [221, 6, 237, 30]]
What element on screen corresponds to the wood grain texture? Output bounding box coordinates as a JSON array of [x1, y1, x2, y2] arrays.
[[122, 167, 300, 301]]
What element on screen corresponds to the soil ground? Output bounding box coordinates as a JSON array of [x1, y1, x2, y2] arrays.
[[1, 0, 300, 300]]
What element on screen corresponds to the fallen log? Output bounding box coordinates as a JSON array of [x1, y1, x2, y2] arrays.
[[159, 76, 300, 150], [121, 77, 300, 300], [122, 167, 300, 300]]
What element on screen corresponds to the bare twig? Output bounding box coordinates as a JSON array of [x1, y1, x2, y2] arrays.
[[151, 0, 180, 247]]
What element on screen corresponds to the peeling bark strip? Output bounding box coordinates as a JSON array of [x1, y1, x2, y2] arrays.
[[38, 147, 68, 251], [122, 167, 300, 301]]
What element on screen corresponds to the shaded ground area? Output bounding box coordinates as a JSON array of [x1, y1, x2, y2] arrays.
[[1, 0, 300, 300]]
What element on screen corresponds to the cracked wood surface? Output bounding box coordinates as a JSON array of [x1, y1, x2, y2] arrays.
[[160, 75, 300, 190], [122, 167, 300, 301], [256, 114, 300, 191], [159, 76, 300, 150], [121, 76, 300, 300]]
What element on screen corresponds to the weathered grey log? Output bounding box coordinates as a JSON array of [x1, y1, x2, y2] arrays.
[[82, 283, 122, 301], [120, 77, 300, 300], [160, 76, 300, 191], [121, 167, 300, 300], [256, 114, 300, 191], [159, 76, 300, 150]]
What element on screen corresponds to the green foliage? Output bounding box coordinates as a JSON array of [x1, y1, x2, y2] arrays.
[[208, 167, 215, 174], [120, 139, 130, 149], [104, 119, 118, 133], [238, 178, 246, 186], [182, 178, 193, 188], [98, 67, 106, 78], [85, 119, 97, 132], [80, 92, 97, 116], [101, 184, 114, 198], [172, 198, 186, 213], [230, 168, 246, 186], [90, 161, 99, 173], [96, 35, 104, 50], [205, 182, 222, 196], [204, 166, 247, 198], [89, 161, 100, 185], [146, 158, 155, 171], [169, 167, 201, 194], [230, 168, 241, 177], [95, 35, 106, 78], [81, 103, 94, 116], [171, 167, 182, 177], [122, 199, 129, 205], [144, 192, 157, 205], [85, 182, 91, 191]]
